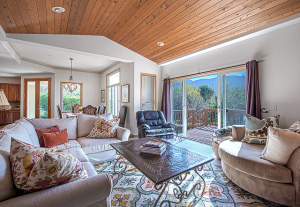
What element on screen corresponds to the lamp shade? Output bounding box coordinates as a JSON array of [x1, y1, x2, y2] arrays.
[[0, 89, 11, 110]]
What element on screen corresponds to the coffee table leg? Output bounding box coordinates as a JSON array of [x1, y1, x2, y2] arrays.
[[113, 151, 130, 174], [153, 166, 206, 206]]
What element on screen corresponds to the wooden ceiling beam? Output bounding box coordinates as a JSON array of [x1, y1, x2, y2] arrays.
[[91, 0, 120, 35], [127, 0, 226, 51], [153, 2, 300, 63], [106, 0, 149, 38], [142, 0, 286, 58], [98, 0, 131, 35], [71, 0, 89, 34], [36, 0, 48, 34], [3, 0, 26, 33], [111, 0, 171, 42], [26, 0, 41, 34], [118, 0, 189, 45], [0, 0, 19, 33]]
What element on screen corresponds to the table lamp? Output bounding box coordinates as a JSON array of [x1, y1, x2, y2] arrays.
[[0, 89, 11, 110]]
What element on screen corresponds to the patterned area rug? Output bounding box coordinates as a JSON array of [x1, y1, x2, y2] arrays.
[[94, 158, 284, 207]]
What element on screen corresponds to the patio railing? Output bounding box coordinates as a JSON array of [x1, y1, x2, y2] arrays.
[[172, 109, 245, 128]]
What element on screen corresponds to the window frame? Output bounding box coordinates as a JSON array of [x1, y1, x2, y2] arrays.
[[60, 82, 83, 112], [106, 69, 120, 116]]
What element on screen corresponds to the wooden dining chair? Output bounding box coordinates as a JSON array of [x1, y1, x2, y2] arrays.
[[82, 105, 97, 115], [72, 104, 81, 113], [57, 105, 63, 119]]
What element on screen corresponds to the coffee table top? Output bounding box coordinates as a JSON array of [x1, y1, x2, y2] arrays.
[[110, 137, 214, 185]]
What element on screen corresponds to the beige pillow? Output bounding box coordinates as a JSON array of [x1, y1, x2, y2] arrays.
[[232, 125, 245, 141], [260, 127, 300, 165]]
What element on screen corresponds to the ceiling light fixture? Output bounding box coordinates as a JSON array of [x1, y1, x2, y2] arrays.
[[64, 58, 78, 93], [52, 7, 65, 13], [157, 42, 164, 46]]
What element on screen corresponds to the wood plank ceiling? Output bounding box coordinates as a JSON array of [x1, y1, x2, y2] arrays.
[[0, 0, 299, 64]]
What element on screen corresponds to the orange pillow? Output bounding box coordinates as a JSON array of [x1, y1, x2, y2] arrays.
[[43, 129, 68, 148], [36, 125, 60, 147]]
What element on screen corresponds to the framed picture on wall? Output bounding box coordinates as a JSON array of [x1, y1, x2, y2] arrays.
[[121, 84, 129, 103], [101, 89, 105, 102]]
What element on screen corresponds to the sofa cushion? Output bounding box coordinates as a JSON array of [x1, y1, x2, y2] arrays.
[[145, 128, 174, 136], [50, 140, 81, 150], [82, 162, 97, 177], [36, 125, 60, 147], [27, 117, 77, 139], [77, 137, 120, 154], [219, 140, 292, 183], [43, 129, 69, 148], [1, 123, 33, 148], [67, 148, 89, 163], [16, 118, 40, 147], [261, 127, 300, 165], [232, 125, 245, 141], [289, 120, 300, 129], [0, 137, 17, 201]]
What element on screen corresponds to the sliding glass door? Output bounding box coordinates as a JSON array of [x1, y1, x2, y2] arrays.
[[171, 80, 186, 137], [171, 70, 246, 139]]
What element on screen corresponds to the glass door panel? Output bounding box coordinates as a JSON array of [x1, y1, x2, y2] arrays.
[[171, 81, 186, 137], [39, 81, 49, 118], [27, 81, 36, 119], [186, 74, 218, 132], [221, 71, 246, 127]]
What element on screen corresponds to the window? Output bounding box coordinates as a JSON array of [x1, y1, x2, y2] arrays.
[[107, 69, 120, 116], [61, 82, 83, 112]]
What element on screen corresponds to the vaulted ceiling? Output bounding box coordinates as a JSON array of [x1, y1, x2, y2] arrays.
[[0, 0, 299, 64]]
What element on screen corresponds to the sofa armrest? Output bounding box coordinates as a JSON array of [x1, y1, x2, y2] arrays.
[[162, 122, 174, 128], [138, 124, 150, 130], [287, 147, 300, 205], [0, 174, 112, 207], [116, 127, 130, 142]]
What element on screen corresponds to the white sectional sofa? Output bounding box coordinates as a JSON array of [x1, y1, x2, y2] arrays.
[[0, 114, 130, 207]]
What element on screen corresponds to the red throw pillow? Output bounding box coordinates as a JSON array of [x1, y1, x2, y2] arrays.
[[36, 125, 60, 147], [43, 129, 68, 148]]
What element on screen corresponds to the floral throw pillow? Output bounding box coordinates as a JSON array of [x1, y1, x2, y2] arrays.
[[87, 117, 117, 138], [10, 138, 88, 191], [289, 120, 300, 130]]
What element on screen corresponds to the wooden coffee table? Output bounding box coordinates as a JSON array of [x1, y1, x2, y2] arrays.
[[110, 137, 214, 206]]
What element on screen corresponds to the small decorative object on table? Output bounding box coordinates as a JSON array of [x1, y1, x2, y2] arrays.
[[141, 139, 166, 155]]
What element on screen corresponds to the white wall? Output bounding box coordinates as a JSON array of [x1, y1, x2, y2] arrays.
[[0, 77, 21, 84], [100, 62, 135, 133], [162, 22, 300, 128]]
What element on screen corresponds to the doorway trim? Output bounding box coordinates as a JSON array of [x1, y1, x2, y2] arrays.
[[24, 78, 51, 118]]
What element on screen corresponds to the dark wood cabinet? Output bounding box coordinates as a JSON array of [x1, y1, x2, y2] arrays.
[[0, 110, 20, 125], [0, 83, 21, 101]]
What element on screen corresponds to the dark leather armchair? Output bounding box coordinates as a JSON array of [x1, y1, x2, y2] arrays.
[[118, 105, 127, 127], [136, 111, 174, 138]]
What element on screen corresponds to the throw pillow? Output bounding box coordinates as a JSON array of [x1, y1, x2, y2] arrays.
[[35, 125, 60, 147], [232, 125, 245, 141], [111, 117, 120, 126], [289, 120, 300, 130], [260, 126, 300, 165], [10, 138, 88, 191], [43, 129, 68, 148], [241, 114, 280, 144], [87, 117, 117, 138]]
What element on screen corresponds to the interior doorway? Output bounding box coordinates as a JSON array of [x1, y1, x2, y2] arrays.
[[24, 78, 51, 118]]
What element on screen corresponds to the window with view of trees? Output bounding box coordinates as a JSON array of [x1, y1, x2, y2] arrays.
[[107, 69, 120, 116], [61, 82, 82, 112]]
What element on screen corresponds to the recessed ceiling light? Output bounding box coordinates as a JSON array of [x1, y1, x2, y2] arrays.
[[157, 42, 164, 46], [52, 7, 65, 13]]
